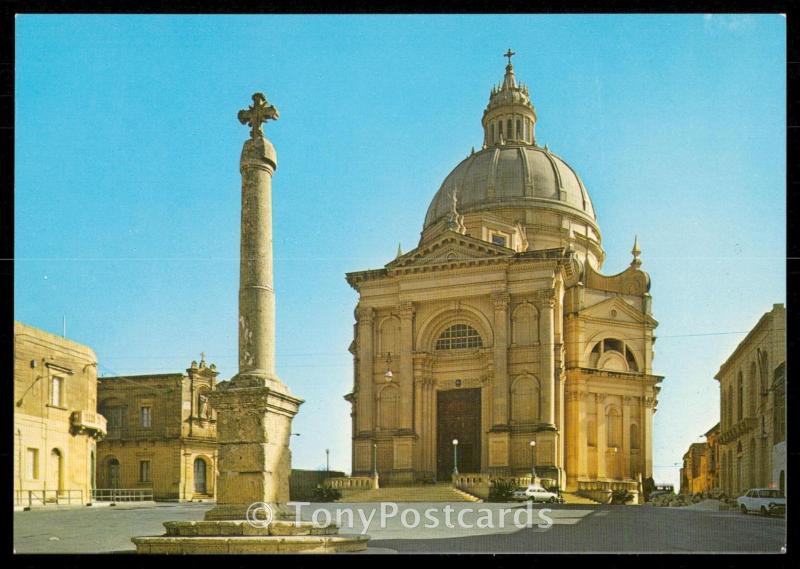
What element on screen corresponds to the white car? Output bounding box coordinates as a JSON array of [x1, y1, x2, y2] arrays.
[[513, 484, 559, 503], [736, 488, 786, 516]]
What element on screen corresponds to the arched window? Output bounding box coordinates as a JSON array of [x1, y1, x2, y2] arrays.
[[511, 304, 539, 346], [607, 407, 622, 448], [510, 376, 540, 424], [377, 385, 399, 430], [757, 349, 769, 398], [737, 371, 744, 420], [516, 119, 522, 139], [379, 316, 400, 356], [727, 388, 734, 428], [507, 118, 512, 137], [435, 324, 483, 350], [589, 338, 639, 372], [630, 424, 640, 450], [107, 457, 120, 489], [748, 362, 757, 416]]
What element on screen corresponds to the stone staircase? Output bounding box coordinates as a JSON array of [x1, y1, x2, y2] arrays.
[[338, 483, 482, 503]]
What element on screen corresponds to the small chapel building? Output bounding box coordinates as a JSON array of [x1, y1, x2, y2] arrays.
[[345, 54, 663, 493]]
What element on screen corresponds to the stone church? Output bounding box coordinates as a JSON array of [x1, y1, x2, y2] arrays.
[[345, 53, 662, 493]]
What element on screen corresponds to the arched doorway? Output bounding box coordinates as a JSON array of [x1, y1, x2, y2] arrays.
[[47, 449, 63, 501], [108, 458, 120, 488], [194, 458, 207, 494], [736, 442, 743, 494]]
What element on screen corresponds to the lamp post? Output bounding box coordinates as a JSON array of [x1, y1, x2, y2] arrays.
[[372, 443, 378, 478], [325, 448, 330, 474], [529, 440, 537, 481], [611, 446, 619, 479], [452, 439, 459, 476]]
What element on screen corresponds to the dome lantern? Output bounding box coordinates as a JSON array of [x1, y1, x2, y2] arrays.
[[482, 49, 538, 147]]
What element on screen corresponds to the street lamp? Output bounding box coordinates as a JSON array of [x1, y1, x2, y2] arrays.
[[372, 443, 378, 478], [529, 440, 537, 480], [325, 448, 330, 473], [452, 439, 459, 476], [611, 446, 618, 479]]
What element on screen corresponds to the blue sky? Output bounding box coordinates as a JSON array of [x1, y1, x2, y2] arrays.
[[15, 14, 785, 487]]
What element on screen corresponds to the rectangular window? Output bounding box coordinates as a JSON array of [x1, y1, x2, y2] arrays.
[[140, 406, 152, 428], [51, 376, 63, 407], [139, 460, 151, 483], [26, 448, 39, 480]]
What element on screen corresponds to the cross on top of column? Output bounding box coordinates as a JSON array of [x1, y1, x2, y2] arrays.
[[238, 92, 280, 140], [504, 49, 515, 66]]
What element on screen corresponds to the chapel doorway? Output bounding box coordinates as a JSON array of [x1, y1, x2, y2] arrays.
[[436, 388, 481, 479], [194, 458, 207, 494]]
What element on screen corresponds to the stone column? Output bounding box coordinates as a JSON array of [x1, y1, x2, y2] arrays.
[[643, 396, 655, 479], [399, 302, 414, 431], [356, 307, 375, 433], [491, 292, 510, 426], [577, 391, 589, 480], [622, 396, 631, 479], [596, 394, 607, 479], [539, 295, 555, 425], [204, 93, 303, 521]]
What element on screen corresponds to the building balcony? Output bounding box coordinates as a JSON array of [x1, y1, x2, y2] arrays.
[[718, 417, 757, 445], [70, 410, 107, 439]]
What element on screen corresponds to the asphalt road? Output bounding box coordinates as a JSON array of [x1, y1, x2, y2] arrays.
[[13, 501, 785, 554]]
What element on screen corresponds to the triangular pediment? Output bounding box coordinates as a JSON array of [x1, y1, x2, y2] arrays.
[[387, 231, 514, 271], [580, 296, 658, 327]]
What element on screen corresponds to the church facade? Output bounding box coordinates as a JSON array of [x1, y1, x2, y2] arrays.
[[345, 54, 662, 492]]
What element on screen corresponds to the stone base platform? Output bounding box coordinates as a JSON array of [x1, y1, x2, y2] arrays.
[[132, 520, 369, 554]]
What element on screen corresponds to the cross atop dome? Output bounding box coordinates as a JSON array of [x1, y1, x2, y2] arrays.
[[482, 51, 536, 147]]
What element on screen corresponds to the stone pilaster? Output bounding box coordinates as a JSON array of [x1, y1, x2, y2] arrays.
[[577, 391, 589, 480], [643, 396, 655, 479], [596, 394, 607, 478], [491, 292, 510, 427], [539, 294, 555, 425], [399, 302, 414, 431], [356, 307, 375, 434], [622, 396, 631, 479]]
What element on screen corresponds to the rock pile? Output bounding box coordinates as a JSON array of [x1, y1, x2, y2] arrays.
[[649, 489, 735, 508]]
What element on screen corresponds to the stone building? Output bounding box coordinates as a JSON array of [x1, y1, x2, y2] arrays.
[[345, 54, 663, 492], [679, 424, 720, 496], [97, 356, 218, 501], [716, 303, 786, 496], [14, 321, 107, 506]]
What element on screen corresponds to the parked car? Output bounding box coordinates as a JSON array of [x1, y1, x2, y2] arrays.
[[736, 488, 786, 516], [511, 484, 560, 503], [648, 484, 675, 500]]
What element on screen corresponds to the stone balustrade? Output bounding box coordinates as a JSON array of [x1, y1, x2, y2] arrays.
[[576, 478, 640, 504], [452, 473, 557, 499], [322, 476, 377, 490]]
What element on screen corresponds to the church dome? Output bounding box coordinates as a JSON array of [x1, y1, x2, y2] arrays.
[[422, 144, 596, 229], [420, 50, 603, 267]]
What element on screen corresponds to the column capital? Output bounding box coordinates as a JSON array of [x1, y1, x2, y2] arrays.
[[356, 306, 375, 324], [538, 290, 556, 307], [398, 301, 415, 320], [491, 292, 511, 310]]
